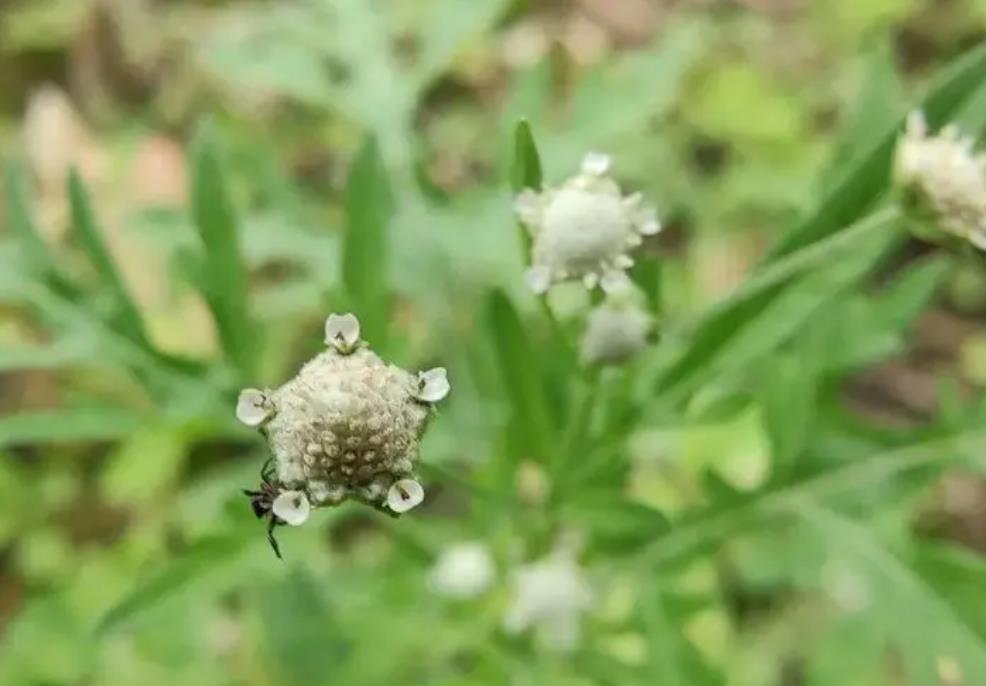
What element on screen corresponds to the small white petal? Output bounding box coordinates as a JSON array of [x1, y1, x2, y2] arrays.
[[906, 110, 927, 138], [416, 367, 450, 403], [272, 490, 311, 526], [600, 271, 631, 294], [582, 272, 600, 290], [614, 254, 634, 269], [969, 230, 986, 251], [387, 479, 424, 513], [325, 313, 360, 352], [581, 151, 611, 176], [626, 234, 643, 248], [526, 266, 552, 294], [623, 192, 643, 209], [236, 388, 271, 427]]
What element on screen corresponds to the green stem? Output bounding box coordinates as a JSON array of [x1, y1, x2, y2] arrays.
[[551, 367, 601, 502]]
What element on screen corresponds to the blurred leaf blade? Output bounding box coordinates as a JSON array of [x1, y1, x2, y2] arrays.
[[510, 119, 543, 192], [0, 408, 144, 448], [190, 123, 257, 379]]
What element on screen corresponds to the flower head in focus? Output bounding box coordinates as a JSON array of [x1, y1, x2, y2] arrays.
[[894, 111, 986, 249], [503, 543, 594, 652], [237, 312, 450, 553], [428, 541, 496, 600], [580, 289, 653, 366], [515, 152, 660, 294]]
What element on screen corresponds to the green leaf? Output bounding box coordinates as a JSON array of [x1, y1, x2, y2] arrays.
[[485, 290, 553, 466], [769, 41, 986, 260], [0, 408, 144, 448], [0, 341, 92, 371], [96, 535, 249, 634], [67, 169, 149, 348], [342, 135, 393, 348], [911, 542, 986, 641], [655, 206, 901, 398], [189, 122, 257, 379], [254, 569, 349, 682], [510, 119, 543, 192], [798, 504, 986, 684], [3, 161, 70, 292], [563, 496, 670, 553]]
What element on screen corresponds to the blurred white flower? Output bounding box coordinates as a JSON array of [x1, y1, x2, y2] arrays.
[[429, 541, 495, 599], [515, 152, 660, 294], [503, 546, 594, 652], [272, 490, 311, 526], [581, 294, 652, 366], [894, 111, 986, 249]]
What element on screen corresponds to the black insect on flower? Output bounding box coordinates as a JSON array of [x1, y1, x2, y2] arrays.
[[242, 459, 310, 559]]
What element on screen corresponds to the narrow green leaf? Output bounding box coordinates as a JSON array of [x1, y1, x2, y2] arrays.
[[190, 123, 256, 379], [67, 169, 149, 347], [342, 135, 393, 348], [3, 161, 70, 291], [655, 206, 900, 397], [0, 408, 143, 448], [912, 542, 986, 640], [510, 119, 542, 192], [485, 289, 553, 465], [97, 535, 249, 634], [563, 496, 670, 553], [0, 342, 91, 371], [255, 569, 349, 681], [769, 41, 986, 260]]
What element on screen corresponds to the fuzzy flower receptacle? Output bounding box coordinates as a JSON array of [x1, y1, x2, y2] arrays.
[[894, 111, 986, 250], [514, 152, 660, 294], [236, 312, 450, 522]]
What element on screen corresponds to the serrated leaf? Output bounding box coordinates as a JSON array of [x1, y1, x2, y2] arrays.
[[96, 535, 249, 635], [189, 122, 257, 379], [342, 135, 393, 348], [485, 290, 553, 466], [67, 169, 149, 348], [0, 408, 143, 448]]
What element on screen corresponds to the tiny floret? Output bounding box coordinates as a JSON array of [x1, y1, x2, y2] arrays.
[[387, 478, 424, 513], [415, 367, 451, 403], [236, 388, 273, 427], [894, 111, 986, 249], [429, 541, 496, 599], [272, 490, 311, 526], [503, 544, 594, 652], [325, 312, 361, 353], [514, 152, 660, 294], [240, 313, 448, 524]]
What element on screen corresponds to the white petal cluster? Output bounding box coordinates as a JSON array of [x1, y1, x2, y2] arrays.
[[580, 295, 652, 366], [894, 111, 986, 249], [237, 313, 450, 514], [503, 546, 594, 652], [428, 541, 496, 600], [515, 152, 660, 294]]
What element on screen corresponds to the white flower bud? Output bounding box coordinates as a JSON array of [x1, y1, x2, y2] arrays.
[[428, 541, 495, 599], [580, 296, 652, 366], [515, 152, 660, 294], [503, 546, 594, 652], [272, 490, 311, 526], [236, 388, 273, 427], [387, 478, 424, 513], [248, 313, 449, 512], [894, 111, 986, 249]]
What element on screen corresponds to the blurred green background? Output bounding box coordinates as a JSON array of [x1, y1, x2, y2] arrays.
[[3, 0, 986, 684]]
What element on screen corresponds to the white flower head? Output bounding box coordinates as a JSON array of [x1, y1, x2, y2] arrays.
[[246, 311, 446, 513], [429, 541, 496, 599], [515, 152, 660, 294], [894, 111, 986, 249], [415, 367, 450, 403], [325, 313, 361, 354], [387, 478, 424, 513], [236, 388, 273, 427], [272, 490, 311, 526], [580, 294, 653, 366], [503, 546, 594, 652]]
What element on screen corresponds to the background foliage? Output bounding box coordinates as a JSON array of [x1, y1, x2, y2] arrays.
[[2, 0, 986, 684]]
